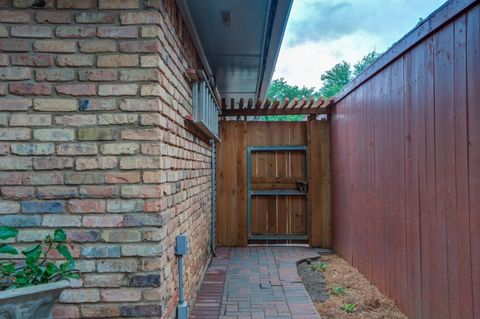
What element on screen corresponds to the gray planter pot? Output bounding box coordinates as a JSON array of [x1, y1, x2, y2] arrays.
[[0, 280, 70, 319]]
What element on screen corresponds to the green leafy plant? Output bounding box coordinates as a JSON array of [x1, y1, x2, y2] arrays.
[[310, 261, 328, 272], [0, 226, 79, 291], [331, 286, 347, 296], [341, 303, 357, 313]]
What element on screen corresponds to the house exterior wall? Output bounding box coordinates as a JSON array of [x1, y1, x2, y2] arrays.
[[330, 2, 479, 319], [0, 0, 212, 318]]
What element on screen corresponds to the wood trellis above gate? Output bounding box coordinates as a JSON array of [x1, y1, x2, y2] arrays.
[[220, 97, 334, 116]]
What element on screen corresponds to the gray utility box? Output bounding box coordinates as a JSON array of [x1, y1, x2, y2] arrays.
[[175, 234, 190, 255]]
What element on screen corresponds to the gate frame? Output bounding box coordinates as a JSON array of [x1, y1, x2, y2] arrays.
[[246, 145, 308, 241]]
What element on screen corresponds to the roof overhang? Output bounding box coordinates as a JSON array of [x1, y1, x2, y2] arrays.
[[176, 0, 292, 103]]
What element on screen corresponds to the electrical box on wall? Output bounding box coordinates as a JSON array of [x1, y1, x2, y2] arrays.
[[175, 234, 189, 256]]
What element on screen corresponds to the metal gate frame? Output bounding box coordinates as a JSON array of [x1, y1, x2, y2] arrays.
[[247, 145, 308, 241]]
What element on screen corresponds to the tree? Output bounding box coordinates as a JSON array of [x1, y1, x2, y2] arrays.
[[353, 50, 381, 77], [319, 61, 351, 98]]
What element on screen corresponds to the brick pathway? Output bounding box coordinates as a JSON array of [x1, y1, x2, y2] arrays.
[[192, 247, 321, 319]]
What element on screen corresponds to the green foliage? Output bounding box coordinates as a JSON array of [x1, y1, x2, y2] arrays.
[[319, 61, 351, 98], [0, 227, 79, 291], [331, 286, 347, 296], [341, 303, 357, 313], [311, 261, 328, 272], [353, 50, 381, 77]]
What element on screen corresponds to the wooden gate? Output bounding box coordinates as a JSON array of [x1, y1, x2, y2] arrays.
[[216, 120, 331, 247]]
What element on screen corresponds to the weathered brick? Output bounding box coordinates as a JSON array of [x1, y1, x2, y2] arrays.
[[0, 173, 23, 185], [75, 12, 116, 24], [83, 273, 127, 287], [36, 11, 72, 24], [106, 199, 143, 213], [0, 67, 31, 81], [140, 114, 166, 127], [0, 113, 8, 126], [119, 40, 161, 53], [11, 25, 53, 38], [102, 229, 141, 243], [0, 39, 32, 52], [68, 199, 105, 213], [98, 114, 137, 125], [119, 69, 160, 82], [55, 84, 96, 96], [144, 228, 166, 241], [123, 213, 165, 227], [34, 40, 76, 53], [0, 98, 32, 111], [97, 54, 138, 67], [37, 186, 78, 199], [82, 245, 121, 258], [101, 288, 141, 302], [11, 53, 54, 67], [122, 244, 162, 257], [10, 114, 51, 126], [13, 0, 55, 8], [143, 199, 166, 212], [60, 289, 100, 303], [78, 127, 116, 141], [0, 128, 30, 140], [120, 12, 161, 25], [105, 172, 140, 184], [119, 99, 161, 112], [121, 185, 162, 198], [55, 114, 97, 126], [0, 214, 41, 227], [143, 171, 165, 183], [0, 10, 31, 23], [33, 157, 74, 169], [121, 128, 162, 141], [80, 304, 121, 318], [57, 0, 96, 9], [99, 0, 139, 9], [97, 259, 138, 273], [97, 26, 138, 38], [83, 215, 123, 228], [141, 83, 165, 96], [69, 230, 101, 243], [101, 143, 139, 155], [0, 53, 7, 66], [36, 69, 75, 81], [21, 200, 65, 213], [34, 98, 77, 111], [9, 83, 52, 96], [79, 40, 116, 53], [34, 128, 75, 141], [57, 54, 95, 67], [0, 25, 6, 37], [11, 143, 54, 155], [0, 142, 8, 155], [140, 25, 163, 39], [79, 186, 118, 198], [98, 84, 137, 96], [79, 99, 116, 111], [120, 305, 162, 317], [56, 26, 96, 38], [120, 156, 160, 169], [52, 305, 80, 319], [22, 172, 63, 185], [57, 143, 97, 155], [0, 201, 21, 214], [65, 173, 104, 185], [42, 214, 81, 227], [78, 70, 117, 82], [75, 157, 117, 170], [128, 273, 160, 287]]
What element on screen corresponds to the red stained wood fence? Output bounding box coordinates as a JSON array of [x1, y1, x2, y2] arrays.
[[330, 1, 480, 318]]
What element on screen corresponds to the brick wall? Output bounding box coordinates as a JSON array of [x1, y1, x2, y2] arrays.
[[0, 0, 213, 318]]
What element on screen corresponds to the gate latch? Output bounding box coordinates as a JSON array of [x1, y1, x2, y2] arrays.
[[296, 180, 308, 192]]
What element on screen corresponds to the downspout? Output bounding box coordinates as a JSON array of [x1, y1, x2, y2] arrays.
[[210, 139, 216, 256]]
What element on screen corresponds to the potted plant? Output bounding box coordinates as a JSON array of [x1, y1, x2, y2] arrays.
[[0, 226, 79, 319]]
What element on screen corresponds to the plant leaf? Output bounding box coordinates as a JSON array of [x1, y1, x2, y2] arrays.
[[53, 229, 67, 243], [45, 262, 59, 276], [57, 245, 74, 266], [0, 244, 18, 255], [63, 272, 80, 279], [0, 226, 18, 241], [1, 262, 16, 273]]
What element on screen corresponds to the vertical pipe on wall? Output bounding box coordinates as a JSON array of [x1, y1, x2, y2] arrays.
[[210, 139, 216, 256]]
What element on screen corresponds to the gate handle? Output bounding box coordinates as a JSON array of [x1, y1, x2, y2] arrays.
[[296, 180, 308, 192]]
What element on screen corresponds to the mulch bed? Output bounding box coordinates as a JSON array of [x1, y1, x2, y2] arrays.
[[298, 254, 407, 319]]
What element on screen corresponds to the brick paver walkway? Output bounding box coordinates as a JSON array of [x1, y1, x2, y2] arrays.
[[192, 247, 321, 319]]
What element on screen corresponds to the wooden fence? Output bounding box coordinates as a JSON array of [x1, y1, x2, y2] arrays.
[[330, 1, 480, 318], [216, 120, 331, 247]]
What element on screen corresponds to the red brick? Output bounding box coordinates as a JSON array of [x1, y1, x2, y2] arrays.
[[57, 0, 96, 9], [56, 26, 97, 39], [12, 0, 56, 8], [78, 69, 117, 82], [79, 40, 116, 53], [105, 172, 140, 184], [0, 10, 31, 23], [101, 288, 141, 302], [120, 12, 161, 25], [75, 12, 116, 24], [37, 186, 78, 199], [99, 0, 139, 9], [68, 199, 106, 213], [11, 25, 53, 38], [79, 186, 119, 198], [52, 305, 80, 319], [119, 40, 161, 53], [1, 186, 35, 199], [33, 157, 74, 170], [82, 215, 123, 228], [81, 304, 120, 318], [34, 40, 76, 53], [36, 11, 72, 24], [55, 84, 96, 96], [9, 83, 52, 96], [11, 53, 54, 67], [0, 39, 32, 52], [97, 54, 138, 67], [121, 128, 162, 141], [57, 54, 95, 67], [97, 26, 138, 38], [0, 172, 23, 185]]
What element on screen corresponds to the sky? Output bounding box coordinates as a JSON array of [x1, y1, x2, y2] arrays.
[[273, 0, 447, 89]]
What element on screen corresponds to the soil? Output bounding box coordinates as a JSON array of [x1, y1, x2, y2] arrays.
[[298, 254, 408, 319]]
